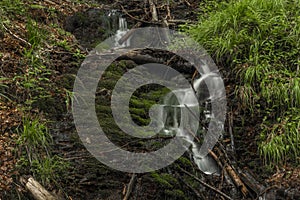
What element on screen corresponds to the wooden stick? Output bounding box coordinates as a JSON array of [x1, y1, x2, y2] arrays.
[[121, 5, 160, 25], [179, 167, 233, 200], [2, 23, 31, 47], [148, 0, 158, 21], [215, 147, 249, 197], [123, 174, 137, 200]]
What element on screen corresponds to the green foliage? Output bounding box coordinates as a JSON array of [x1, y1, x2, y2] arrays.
[[17, 116, 69, 187], [0, 78, 11, 101], [18, 116, 51, 149], [186, 0, 300, 165], [0, 0, 25, 17], [151, 172, 178, 188], [259, 108, 300, 165], [56, 39, 72, 51], [26, 19, 46, 49], [31, 155, 69, 187], [12, 18, 52, 106], [164, 189, 187, 200]]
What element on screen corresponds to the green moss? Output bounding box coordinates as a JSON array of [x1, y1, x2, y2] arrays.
[[131, 114, 150, 126], [178, 156, 193, 167], [164, 189, 187, 200], [151, 172, 179, 188]]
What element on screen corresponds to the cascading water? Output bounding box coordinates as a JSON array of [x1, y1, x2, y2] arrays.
[[157, 64, 223, 175], [107, 10, 130, 48], [115, 17, 130, 48]]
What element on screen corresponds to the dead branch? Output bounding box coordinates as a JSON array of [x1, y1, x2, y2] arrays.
[[148, 0, 158, 21], [215, 147, 249, 197], [123, 174, 137, 200], [178, 167, 233, 200], [2, 23, 31, 47], [183, 0, 191, 6], [228, 112, 236, 154], [121, 5, 160, 25], [118, 21, 142, 45], [165, 0, 172, 19]]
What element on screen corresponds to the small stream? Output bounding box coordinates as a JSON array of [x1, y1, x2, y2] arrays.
[[155, 68, 222, 175], [102, 12, 222, 175]]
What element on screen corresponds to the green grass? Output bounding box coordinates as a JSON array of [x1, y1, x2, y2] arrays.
[[0, 78, 11, 101], [31, 155, 69, 187], [185, 0, 300, 165], [17, 116, 52, 159], [17, 116, 69, 188]]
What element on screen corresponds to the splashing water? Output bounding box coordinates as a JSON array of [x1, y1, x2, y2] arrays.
[[106, 10, 130, 48], [156, 66, 223, 175], [114, 17, 130, 48]]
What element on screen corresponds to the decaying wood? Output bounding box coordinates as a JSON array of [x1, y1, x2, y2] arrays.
[[228, 112, 236, 154], [165, 0, 172, 19], [21, 177, 57, 200], [182, 0, 191, 6], [148, 0, 158, 21], [239, 169, 265, 199], [214, 147, 249, 197], [123, 173, 137, 200], [179, 167, 233, 200]]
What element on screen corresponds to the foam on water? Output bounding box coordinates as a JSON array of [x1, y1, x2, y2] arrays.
[[157, 67, 222, 175]]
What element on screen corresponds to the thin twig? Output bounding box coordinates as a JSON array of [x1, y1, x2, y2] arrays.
[[228, 111, 236, 155], [183, 0, 191, 6], [2, 23, 31, 47], [121, 5, 160, 25], [179, 167, 233, 200], [123, 174, 137, 200]]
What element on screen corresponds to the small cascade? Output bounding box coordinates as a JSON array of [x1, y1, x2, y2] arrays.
[[156, 67, 223, 175], [106, 9, 130, 48], [115, 17, 130, 48]]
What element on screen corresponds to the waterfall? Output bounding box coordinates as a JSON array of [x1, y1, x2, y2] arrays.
[[114, 17, 130, 48], [157, 68, 223, 175], [105, 10, 130, 48]]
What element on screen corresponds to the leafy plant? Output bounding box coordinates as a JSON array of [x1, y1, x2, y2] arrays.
[[26, 19, 46, 49], [56, 39, 72, 51]]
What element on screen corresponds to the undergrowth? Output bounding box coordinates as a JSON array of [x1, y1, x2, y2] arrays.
[[185, 0, 300, 166], [1, 0, 72, 195], [17, 116, 69, 188]]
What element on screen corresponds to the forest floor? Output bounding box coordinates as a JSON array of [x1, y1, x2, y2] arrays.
[[0, 0, 299, 199]]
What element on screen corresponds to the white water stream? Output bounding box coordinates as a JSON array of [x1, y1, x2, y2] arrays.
[[110, 14, 221, 174], [108, 10, 130, 48], [156, 66, 223, 175]]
